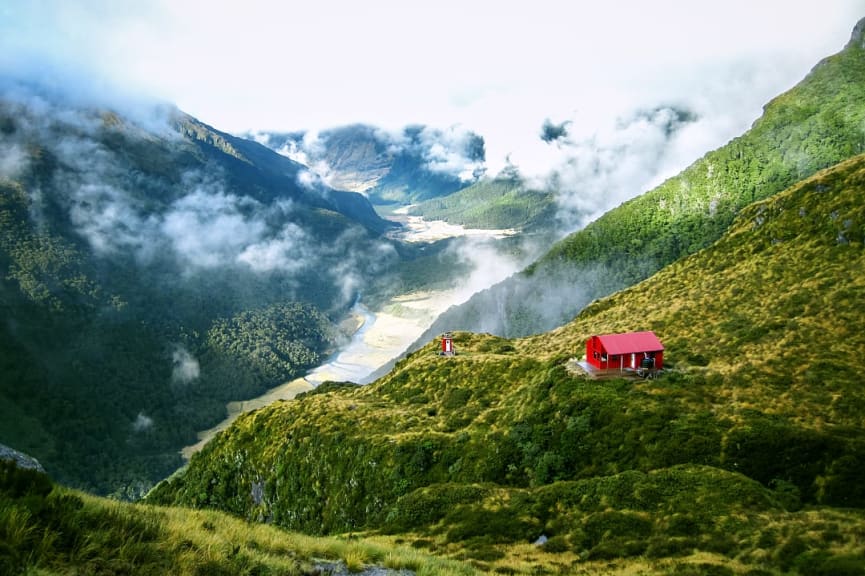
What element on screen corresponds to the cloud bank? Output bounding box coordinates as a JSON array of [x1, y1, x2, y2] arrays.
[[1, 83, 402, 315]]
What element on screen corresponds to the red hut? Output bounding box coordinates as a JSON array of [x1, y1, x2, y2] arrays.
[[586, 331, 663, 372]]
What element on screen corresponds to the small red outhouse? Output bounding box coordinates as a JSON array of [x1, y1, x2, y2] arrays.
[[586, 331, 663, 371], [441, 332, 455, 356]]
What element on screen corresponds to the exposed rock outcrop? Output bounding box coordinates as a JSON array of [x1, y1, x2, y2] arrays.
[[0, 442, 45, 473]]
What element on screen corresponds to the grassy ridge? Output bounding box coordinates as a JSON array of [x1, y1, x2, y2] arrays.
[[537, 24, 865, 282], [5, 460, 862, 575], [148, 155, 865, 572], [381, 468, 865, 574]]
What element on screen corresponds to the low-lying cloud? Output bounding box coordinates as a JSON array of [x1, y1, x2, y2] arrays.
[[161, 188, 266, 269], [446, 236, 529, 308], [255, 93, 757, 242], [413, 125, 486, 182], [171, 345, 200, 386], [132, 411, 154, 432], [536, 105, 701, 230], [1, 83, 377, 283], [0, 141, 29, 180]]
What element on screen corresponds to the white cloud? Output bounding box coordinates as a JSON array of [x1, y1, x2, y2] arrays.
[[4, 1, 864, 308], [296, 168, 327, 191], [132, 411, 154, 432], [161, 189, 267, 269], [171, 346, 200, 385], [0, 142, 29, 180], [68, 182, 155, 255], [448, 236, 525, 306], [416, 126, 486, 181], [238, 224, 310, 273], [533, 106, 704, 230], [3, 1, 860, 138], [3, 2, 861, 229]]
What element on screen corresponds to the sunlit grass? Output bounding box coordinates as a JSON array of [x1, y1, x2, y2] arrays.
[[1, 467, 481, 576]]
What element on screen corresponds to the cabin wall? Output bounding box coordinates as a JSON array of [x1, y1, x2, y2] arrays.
[[586, 338, 624, 370], [586, 337, 605, 368]]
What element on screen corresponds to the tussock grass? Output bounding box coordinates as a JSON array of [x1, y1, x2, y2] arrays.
[[1, 461, 480, 575]]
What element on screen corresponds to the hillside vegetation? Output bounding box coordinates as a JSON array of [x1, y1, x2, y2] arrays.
[[419, 18, 865, 339], [0, 460, 478, 575], [409, 177, 557, 231], [148, 153, 865, 574]]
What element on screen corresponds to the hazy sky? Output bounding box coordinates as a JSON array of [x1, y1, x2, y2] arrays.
[[2, 1, 864, 177]]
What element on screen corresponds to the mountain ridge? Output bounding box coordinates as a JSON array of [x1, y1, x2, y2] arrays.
[[4, 16, 865, 576]]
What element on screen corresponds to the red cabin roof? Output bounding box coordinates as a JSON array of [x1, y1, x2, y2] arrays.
[[595, 331, 664, 355]]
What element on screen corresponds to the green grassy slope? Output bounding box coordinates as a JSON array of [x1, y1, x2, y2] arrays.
[[524, 152, 865, 387], [420, 17, 865, 339], [0, 460, 477, 575], [148, 154, 865, 574], [409, 177, 557, 231]]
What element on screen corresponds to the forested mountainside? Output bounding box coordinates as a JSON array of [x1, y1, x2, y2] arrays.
[[416, 17, 865, 341], [0, 87, 401, 496], [149, 152, 865, 574], [254, 124, 486, 204], [408, 176, 558, 232]]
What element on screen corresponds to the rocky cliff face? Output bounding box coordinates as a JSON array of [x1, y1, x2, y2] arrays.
[[0, 443, 45, 473]]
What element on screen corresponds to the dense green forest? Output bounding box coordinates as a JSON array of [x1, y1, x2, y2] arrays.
[[417, 20, 865, 341], [148, 153, 865, 574], [0, 93, 403, 496]]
